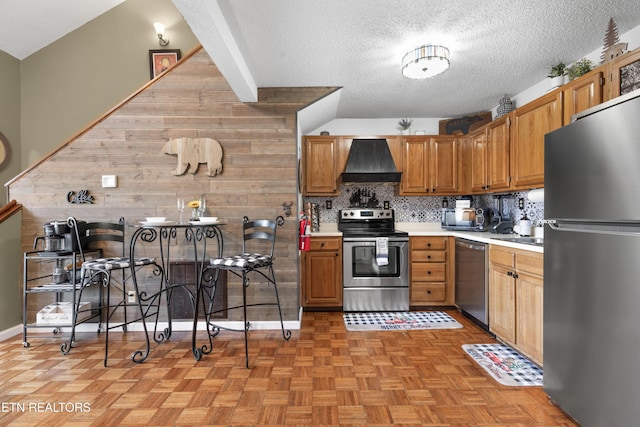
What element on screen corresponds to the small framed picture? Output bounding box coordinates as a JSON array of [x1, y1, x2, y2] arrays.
[[149, 49, 181, 79]]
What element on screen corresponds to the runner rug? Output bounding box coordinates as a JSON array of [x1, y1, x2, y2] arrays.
[[462, 343, 543, 386], [343, 311, 463, 331]]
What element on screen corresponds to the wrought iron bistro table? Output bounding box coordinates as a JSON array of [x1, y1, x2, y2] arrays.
[[128, 220, 226, 363]]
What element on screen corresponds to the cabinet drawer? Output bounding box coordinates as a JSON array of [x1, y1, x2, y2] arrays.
[[309, 238, 341, 251], [411, 282, 446, 302], [516, 252, 543, 276], [411, 236, 447, 251], [489, 245, 515, 268], [412, 262, 446, 281], [412, 250, 446, 262]]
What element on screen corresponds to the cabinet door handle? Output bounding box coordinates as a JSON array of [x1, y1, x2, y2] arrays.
[[427, 271, 432, 275], [427, 255, 431, 259], [427, 290, 432, 294], [513, 273, 519, 279], [507, 271, 513, 277]]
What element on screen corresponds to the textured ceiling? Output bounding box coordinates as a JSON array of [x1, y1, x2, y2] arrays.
[[2, 0, 640, 119], [215, 0, 640, 118]]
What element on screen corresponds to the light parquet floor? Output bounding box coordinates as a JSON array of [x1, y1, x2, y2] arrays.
[[0, 310, 577, 426]]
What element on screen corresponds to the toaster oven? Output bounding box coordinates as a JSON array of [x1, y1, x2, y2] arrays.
[[441, 208, 488, 231]]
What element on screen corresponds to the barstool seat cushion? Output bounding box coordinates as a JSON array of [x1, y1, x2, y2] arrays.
[[83, 257, 155, 271], [211, 253, 272, 269]]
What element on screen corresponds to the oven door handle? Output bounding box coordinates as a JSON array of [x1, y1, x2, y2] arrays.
[[343, 237, 409, 243]]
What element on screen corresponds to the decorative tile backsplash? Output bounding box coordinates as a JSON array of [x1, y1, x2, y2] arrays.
[[303, 185, 544, 226]]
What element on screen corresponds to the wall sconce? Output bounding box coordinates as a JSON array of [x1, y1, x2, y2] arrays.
[[153, 22, 169, 46]]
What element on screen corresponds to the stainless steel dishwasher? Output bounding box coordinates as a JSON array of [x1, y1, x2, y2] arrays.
[[455, 238, 489, 330]]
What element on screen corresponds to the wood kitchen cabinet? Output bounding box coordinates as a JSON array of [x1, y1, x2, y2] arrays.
[[303, 136, 340, 196], [409, 236, 454, 306], [606, 47, 640, 101], [510, 91, 563, 190], [469, 115, 511, 193], [302, 237, 342, 308], [562, 70, 604, 124], [469, 128, 488, 193], [489, 245, 543, 365], [400, 136, 459, 195], [486, 114, 511, 192]]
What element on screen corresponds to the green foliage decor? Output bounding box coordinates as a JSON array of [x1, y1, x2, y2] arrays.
[[548, 62, 567, 78], [567, 58, 595, 80]]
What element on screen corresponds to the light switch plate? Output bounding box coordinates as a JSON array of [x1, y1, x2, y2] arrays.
[[102, 175, 117, 188]]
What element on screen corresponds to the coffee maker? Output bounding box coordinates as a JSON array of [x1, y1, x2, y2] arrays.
[[33, 220, 84, 253]]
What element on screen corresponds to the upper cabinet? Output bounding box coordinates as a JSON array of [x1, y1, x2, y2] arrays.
[[510, 91, 563, 189], [303, 136, 340, 196], [400, 135, 459, 195], [607, 48, 640, 101], [469, 115, 511, 193], [468, 128, 488, 193], [486, 115, 512, 192], [562, 69, 604, 124]]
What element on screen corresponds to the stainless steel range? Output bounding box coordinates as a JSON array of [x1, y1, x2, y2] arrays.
[[339, 208, 409, 312]]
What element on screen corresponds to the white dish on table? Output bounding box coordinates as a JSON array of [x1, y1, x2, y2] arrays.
[[145, 217, 166, 222], [140, 220, 173, 226], [190, 218, 219, 225], [199, 217, 218, 222]]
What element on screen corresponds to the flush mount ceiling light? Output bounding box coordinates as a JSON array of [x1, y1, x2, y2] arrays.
[[401, 44, 450, 79]]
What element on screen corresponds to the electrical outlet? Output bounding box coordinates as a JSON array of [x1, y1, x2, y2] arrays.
[[518, 198, 525, 209], [127, 291, 136, 303], [325, 200, 332, 210], [383, 201, 390, 209]]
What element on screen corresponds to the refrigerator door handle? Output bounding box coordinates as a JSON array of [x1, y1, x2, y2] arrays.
[[549, 220, 640, 236]]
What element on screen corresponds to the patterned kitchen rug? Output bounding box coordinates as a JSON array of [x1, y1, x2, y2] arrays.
[[462, 343, 543, 386], [343, 311, 463, 331]]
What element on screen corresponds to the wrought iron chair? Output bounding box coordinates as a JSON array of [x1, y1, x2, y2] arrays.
[[208, 216, 291, 367], [61, 217, 156, 367]]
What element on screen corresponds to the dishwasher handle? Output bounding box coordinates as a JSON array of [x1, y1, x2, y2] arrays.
[[455, 239, 486, 252]]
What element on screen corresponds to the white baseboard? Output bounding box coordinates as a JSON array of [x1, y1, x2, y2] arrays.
[[2, 307, 303, 341], [0, 324, 22, 342]]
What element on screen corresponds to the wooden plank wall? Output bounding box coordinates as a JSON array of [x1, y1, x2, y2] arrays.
[[10, 48, 336, 323]]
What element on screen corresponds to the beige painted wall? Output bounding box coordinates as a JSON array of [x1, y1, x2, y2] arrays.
[[0, 50, 22, 330]]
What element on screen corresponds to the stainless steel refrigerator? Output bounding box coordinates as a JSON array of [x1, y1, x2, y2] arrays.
[[544, 89, 640, 426]]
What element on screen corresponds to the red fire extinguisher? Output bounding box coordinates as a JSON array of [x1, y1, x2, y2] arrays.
[[299, 212, 310, 251]]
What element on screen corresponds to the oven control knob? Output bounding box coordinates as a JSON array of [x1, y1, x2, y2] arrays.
[[349, 212, 354, 216]]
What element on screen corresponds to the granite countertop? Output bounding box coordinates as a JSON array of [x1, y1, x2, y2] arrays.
[[311, 222, 544, 253]]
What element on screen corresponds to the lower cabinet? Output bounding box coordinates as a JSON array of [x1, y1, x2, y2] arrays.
[[489, 245, 543, 365], [302, 237, 342, 308], [409, 236, 454, 306]]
